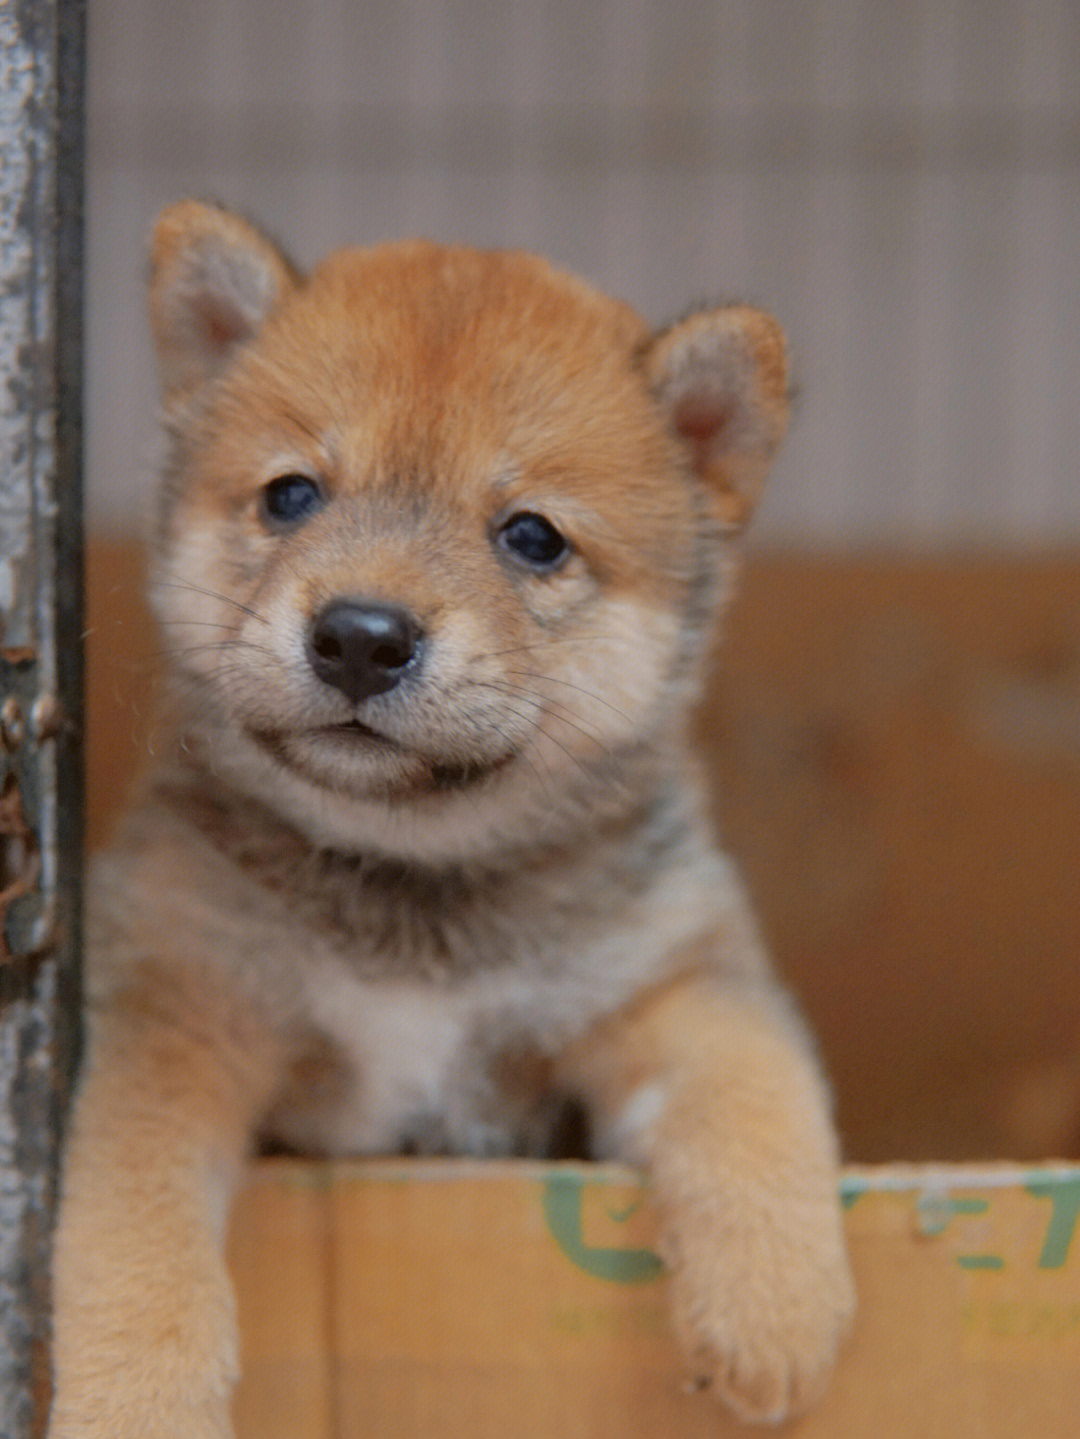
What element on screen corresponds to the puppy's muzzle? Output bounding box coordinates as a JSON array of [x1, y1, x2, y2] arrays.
[[307, 599, 423, 703]]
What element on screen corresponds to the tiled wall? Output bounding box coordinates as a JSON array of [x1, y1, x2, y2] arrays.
[[89, 0, 1080, 547]]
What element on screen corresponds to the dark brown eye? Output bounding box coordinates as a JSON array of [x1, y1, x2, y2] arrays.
[[496, 512, 570, 570], [260, 474, 326, 527]]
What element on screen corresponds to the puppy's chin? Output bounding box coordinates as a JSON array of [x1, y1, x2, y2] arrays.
[[247, 724, 518, 803], [184, 718, 534, 864]]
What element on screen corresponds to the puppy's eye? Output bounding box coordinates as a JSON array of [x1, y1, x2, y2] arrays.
[[496, 512, 570, 570], [260, 474, 326, 527]]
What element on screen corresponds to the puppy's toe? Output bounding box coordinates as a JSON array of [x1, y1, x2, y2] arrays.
[[667, 1215, 855, 1425]]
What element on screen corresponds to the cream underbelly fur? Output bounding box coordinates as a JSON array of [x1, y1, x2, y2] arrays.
[[273, 847, 758, 1158]]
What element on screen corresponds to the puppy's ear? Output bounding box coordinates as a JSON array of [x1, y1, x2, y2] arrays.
[[643, 306, 789, 530], [148, 201, 297, 401]]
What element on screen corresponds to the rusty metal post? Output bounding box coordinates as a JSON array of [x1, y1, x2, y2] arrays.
[[0, 0, 85, 1434]]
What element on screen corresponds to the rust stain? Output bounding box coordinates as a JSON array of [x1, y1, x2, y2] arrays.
[[0, 771, 41, 961]]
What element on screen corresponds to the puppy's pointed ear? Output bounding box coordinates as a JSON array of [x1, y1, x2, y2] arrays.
[[643, 305, 789, 530], [148, 201, 297, 401]]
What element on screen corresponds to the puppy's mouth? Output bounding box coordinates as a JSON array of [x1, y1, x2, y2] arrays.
[[320, 718, 400, 747], [251, 717, 402, 758], [247, 720, 517, 796]]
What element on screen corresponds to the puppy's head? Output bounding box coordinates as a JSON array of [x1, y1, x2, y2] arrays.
[[147, 201, 788, 861]]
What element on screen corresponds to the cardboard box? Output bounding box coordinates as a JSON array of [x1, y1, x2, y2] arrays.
[[229, 1158, 1080, 1438]]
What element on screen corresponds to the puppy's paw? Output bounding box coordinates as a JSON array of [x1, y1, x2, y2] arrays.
[[663, 1186, 855, 1425]]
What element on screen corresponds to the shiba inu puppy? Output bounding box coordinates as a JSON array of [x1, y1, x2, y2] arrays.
[[50, 202, 853, 1436]]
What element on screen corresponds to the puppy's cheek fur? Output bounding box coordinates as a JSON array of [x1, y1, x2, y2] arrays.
[[151, 515, 273, 679], [549, 595, 688, 734], [150, 520, 232, 636]]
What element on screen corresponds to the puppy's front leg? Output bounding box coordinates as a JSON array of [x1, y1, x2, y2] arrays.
[[49, 964, 284, 1439], [562, 964, 855, 1425]]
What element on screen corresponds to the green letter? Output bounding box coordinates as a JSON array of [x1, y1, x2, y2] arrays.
[[1028, 1175, 1080, 1269], [542, 1175, 665, 1284]]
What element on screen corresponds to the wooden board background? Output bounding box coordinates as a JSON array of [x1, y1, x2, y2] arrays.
[[85, 541, 1080, 1164]]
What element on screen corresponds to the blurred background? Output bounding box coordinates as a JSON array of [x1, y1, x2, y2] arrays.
[[85, 0, 1080, 1162]]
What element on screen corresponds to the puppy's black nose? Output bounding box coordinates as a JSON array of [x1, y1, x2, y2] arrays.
[[307, 600, 422, 703]]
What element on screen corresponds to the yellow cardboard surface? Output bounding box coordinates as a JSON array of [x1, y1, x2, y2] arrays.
[[228, 1159, 1080, 1438]]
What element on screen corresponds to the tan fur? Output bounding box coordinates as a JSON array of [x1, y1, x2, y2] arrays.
[[50, 201, 853, 1436], [559, 964, 852, 1421]]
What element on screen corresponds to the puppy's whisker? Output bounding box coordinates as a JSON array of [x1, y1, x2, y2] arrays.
[[492, 698, 602, 788], [472, 680, 614, 758], [510, 741, 553, 801], [484, 635, 623, 661], [470, 715, 552, 802], [153, 575, 271, 626], [147, 640, 278, 668], [155, 618, 247, 633], [481, 712, 557, 795], [503, 670, 634, 726]]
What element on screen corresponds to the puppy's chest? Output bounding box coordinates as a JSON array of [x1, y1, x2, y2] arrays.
[[261, 854, 636, 1155], [279, 960, 587, 1157]]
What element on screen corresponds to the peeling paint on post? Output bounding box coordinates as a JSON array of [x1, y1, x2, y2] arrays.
[[0, 2, 84, 1435]]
